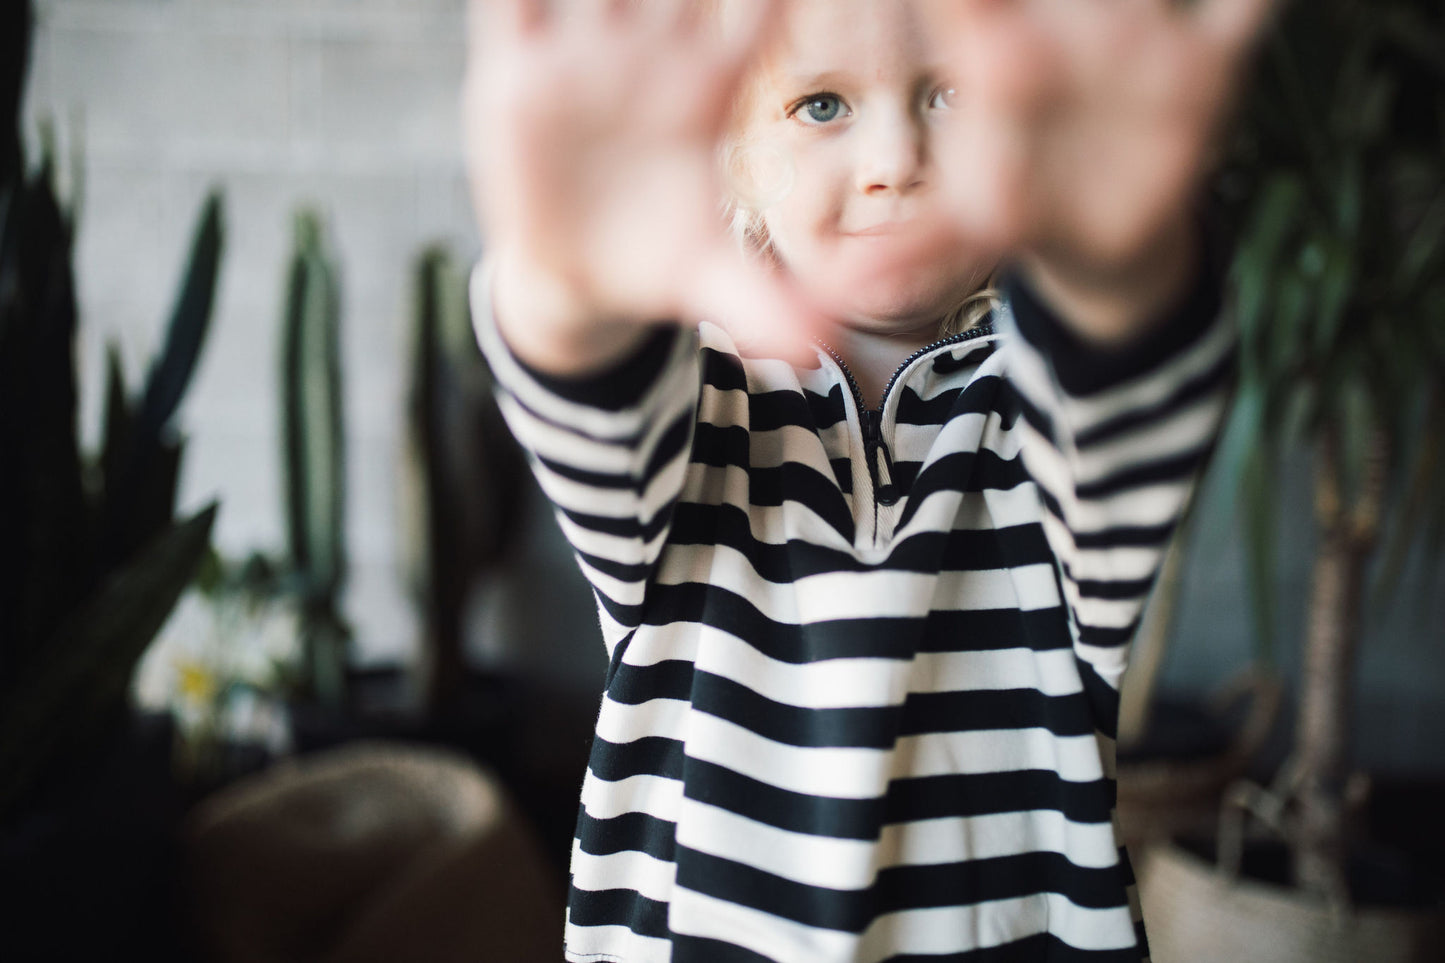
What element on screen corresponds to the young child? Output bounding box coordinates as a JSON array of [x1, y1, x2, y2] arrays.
[[463, 1, 1269, 960]]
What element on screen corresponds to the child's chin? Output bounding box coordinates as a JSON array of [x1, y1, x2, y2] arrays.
[[833, 280, 967, 330]]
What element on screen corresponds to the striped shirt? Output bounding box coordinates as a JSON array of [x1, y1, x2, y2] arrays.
[[471, 257, 1232, 963]]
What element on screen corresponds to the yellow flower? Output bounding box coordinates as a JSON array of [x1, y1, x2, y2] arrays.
[[176, 660, 218, 705]]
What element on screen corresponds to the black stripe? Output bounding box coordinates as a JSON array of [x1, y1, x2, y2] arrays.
[[673, 846, 1128, 933], [607, 658, 695, 705], [895, 385, 967, 425], [1076, 621, 1140, 650], [691, 421, 750, 468], [503, 383, 655, 447], [566, 885, 671, 941], [671, 934, 779, 963], [748, 388, 822, 431], [1068, 572, 1156, 602], [691, 670, 903, 748], [575, 808, 677, 862], [1074, 345, 1234, 448], [592, 584, 642, 627], [665, 672, 1096, 750], [883, 770, 1117, 825], [806, 383, 848, 428], [1077, 658, 1122, 740], [666, 503, 1053, 579], [701, 345, 748, 393], [677, 759, 1117, 838], [534, 453, 635, 490], [587, 735, 685, 782], [517, 323, 680, 411], [889, 932, 1144, 962], [556, 502, 673, 542], [899, 688, 1096, 738], [1032, 488, 1176, 552], [1002, 236, 1222, 398], [1073, 442, 1214, 501], [641, 583, 1072, 663], [746, 462, 856, 538], [643, 409, 696, 483], [576, 548, 650, 585], [682, 757, 884, 839], [896, 448, 1031, 528]]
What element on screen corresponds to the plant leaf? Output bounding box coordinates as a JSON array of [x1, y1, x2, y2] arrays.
[[0, 503, 217, 819]]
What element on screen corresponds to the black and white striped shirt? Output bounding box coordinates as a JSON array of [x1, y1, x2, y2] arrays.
[[472, 259, 1232, 963]]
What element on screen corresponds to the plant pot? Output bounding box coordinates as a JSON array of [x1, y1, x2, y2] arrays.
[[1116, 672, 1281, 852], [1138, 836, 1445, 963], [0, 711, 190, 962]]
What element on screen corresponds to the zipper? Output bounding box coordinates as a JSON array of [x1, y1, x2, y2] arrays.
[[815, 323, 996, 511]]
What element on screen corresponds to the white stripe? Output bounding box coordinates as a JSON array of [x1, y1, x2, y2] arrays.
[[620, 634, 1082, 711], [671, 711, 1106, 797], [570, 846, 677, 906], [896, 728, 1106, 782], [668, 887, 856, 962], [596, 698, 692, 747], [564, 921, 674, 963], [655, 545, 1061, 621], [1071, 393, 1225, 486], [857, 893, 1139, 959], [554, 512, 670, 569], [580, 770, 685, 821], [674, 800, 1118, 892], [876, 810, 1120, 870]]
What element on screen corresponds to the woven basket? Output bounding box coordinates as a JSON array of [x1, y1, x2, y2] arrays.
[[184, 741, 563, 963], [1138, 839, 1445, 963]]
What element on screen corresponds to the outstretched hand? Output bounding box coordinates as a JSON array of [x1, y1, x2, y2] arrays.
[[918, 0, 1277, 337], [463, 0, 826, 372]]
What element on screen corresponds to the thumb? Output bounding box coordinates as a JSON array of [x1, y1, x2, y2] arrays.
[[680, 244, 834, 365]]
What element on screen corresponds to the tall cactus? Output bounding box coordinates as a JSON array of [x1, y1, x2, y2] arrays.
[[403, 245, 525, 717], [279, 209, 349, 711]]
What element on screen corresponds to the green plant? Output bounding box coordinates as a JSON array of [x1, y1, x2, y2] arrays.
[[0, 1, 224, 818], [402, 245, 525, 716], [1214, 0, 1445, 900], [280, 209, 350, 711]]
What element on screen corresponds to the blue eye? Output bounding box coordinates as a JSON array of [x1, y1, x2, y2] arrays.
[[792, 94, 845, 125]]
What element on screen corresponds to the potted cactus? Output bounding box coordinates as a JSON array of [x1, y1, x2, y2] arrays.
[[279, 209, 352, 714]]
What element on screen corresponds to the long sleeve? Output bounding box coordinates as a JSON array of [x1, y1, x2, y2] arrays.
[[469, 262, 702, 660], [997, 244, 1235, 700]]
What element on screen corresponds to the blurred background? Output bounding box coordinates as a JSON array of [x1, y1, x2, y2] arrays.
[[2, 0, 1442, 961]]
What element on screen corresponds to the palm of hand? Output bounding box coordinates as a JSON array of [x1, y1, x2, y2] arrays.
[[926, 0, 1274, 273], [464, 0, 776, 325]]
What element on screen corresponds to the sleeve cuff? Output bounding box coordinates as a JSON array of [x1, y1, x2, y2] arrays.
[[1001, 216, 1226, 397], [470, 259, 682, 413]]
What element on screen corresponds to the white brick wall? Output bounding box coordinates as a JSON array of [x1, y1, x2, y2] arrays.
[[23, 0, 603, 687]]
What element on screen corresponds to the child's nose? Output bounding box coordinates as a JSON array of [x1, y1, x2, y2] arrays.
[[855, 109, 928, 196]]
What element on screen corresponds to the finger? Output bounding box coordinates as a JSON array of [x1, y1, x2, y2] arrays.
[[681, 245, 834, 365], [471, 0, 547, 47], [714, 0, 787, 71], [637, 0, 698, 36], [1195, 0, 1279, 53]]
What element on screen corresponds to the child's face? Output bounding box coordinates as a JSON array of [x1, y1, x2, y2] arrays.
[[739, 0, 987, 337]]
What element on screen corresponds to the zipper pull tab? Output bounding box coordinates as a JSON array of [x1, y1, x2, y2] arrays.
[[862, 410, 899, 507]]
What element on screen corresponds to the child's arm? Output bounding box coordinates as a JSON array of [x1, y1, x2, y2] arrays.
[[918, 0, 1274, 696], [462, 0, 820, 379]]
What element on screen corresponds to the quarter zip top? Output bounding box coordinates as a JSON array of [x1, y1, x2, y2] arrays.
[[816, 324, 996, 512]]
